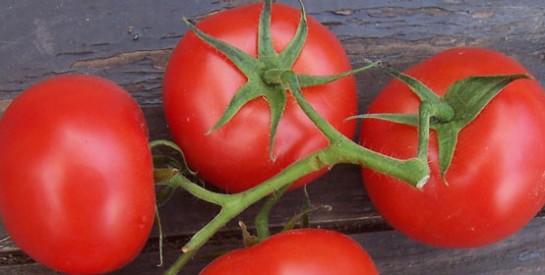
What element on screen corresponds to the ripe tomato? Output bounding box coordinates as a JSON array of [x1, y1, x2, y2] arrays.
[[200, 229, 378, 275], [0, 75, 156, 274], [360, 47, 545, 247], [163, 2, 357, 193]]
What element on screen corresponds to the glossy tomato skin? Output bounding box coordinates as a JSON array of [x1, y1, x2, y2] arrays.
[[200, 229, 378, 275], [163, 3, 357, 193], [361, 47, 545, 247], [0, 75, 155, 274]]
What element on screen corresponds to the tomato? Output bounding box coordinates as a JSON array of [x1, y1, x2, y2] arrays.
[[0, 75, 156, 274], [163, 2, 357, 193], [200, 229, 378, 275], [360, 47, 545, 247]]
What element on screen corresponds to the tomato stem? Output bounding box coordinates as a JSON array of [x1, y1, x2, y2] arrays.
[[154, 205, 165, 267], [162, 24, 527, 273], [162, 0, 437, 273], [301, 186, 312, 228], [164, 249, 196, 275], [169, 173, 231, 206], [416, 102, 433, 161], [164, 134, 430, 274], [254, 185, 290, 240], [281, 71, 430, 186], [282, 204, 332, 232], [164, 146, 334, 274], [165, 149, 428, 274]]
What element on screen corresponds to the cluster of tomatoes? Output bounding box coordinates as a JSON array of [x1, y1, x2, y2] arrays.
[[2, 1, 545, 274]]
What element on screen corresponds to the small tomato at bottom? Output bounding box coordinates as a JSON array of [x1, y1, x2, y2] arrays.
[[200, 229, 378, 275], [0, 75, 156, 274]]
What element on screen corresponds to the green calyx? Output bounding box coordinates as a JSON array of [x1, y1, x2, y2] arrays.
[[359, 66, 530, 178], [184, 0, 373, 160]]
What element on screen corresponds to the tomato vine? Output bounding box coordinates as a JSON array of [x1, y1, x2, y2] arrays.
[[153, 0, 527, 274]]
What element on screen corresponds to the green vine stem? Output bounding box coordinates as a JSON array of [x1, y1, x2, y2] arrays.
[[165, 143, 429, 274], [157, 0, 527, 273], [161, 66, 524, 274], [154, 205, 165, 267], [254, 185, 290, 241], [163, 70, 431, 274]]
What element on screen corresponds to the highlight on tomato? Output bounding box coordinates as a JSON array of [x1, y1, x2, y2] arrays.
[[162, 0, 358, 193], [200, 229, 379, 275], [0, 75, 156, 274], [360, 47, 545, 248]]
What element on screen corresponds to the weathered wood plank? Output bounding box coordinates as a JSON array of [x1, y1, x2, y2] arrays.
[[3, 216, 545, 274], [362, 217, 545, 274], [1, 1, 544, 103]]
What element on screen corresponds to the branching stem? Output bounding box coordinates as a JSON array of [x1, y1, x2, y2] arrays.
[[163, 73, 431, 272]]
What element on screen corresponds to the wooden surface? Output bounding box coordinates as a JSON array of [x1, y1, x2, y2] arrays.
[[1, 0, 545, 274]]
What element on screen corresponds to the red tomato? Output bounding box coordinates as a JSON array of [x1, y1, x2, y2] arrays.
[[0, 75, 155, 274], [200, 229, 378, 275], [163, 2, 357, 193], [360, 47, 545, 247]]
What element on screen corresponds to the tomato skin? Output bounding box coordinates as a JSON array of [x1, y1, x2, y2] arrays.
[[200, 229, 378, 275], [0, 75, 155, 274], [163, 3, 357, 193], [360, 47, 545, 247]]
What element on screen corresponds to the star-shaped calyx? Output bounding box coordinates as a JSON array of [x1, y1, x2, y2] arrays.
[[358, 66, 529, 181], [183, 0, 373, 160]]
